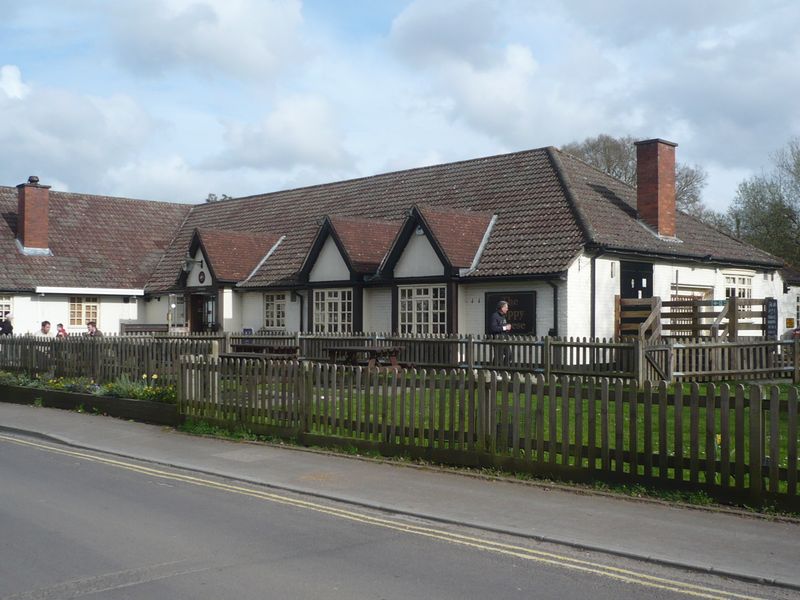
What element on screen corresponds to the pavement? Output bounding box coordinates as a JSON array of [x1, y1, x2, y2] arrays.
[[1, 402, 798, 592]]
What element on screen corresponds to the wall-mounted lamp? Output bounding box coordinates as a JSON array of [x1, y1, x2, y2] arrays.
[[182, 254, 203, 273]]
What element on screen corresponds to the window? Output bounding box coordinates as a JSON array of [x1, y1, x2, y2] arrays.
[[69, 296, 99, 327], [796, 295, 800, 326], [0, 295, 12, 317], [724, 275, 752, 299], [264, 293, 287, 329], [313, 289, 353, 333], [399, 285, 447, 334]]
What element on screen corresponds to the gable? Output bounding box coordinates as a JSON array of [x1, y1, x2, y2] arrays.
[[309, 235, 350, 282], [186, 247, 211, 287], [395, 232, 445, 278]]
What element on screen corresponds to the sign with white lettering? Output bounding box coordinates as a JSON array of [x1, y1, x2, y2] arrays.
[[485, 292, 536, 335]]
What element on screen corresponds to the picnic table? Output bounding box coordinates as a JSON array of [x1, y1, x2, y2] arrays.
[[229, 343, 300, 358], [326, 345, 403, 369]]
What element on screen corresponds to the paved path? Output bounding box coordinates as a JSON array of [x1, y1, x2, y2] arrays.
[[1, 403, 798, 591]]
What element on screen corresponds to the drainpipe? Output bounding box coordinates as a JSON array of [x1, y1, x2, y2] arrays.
[[546, 281, 559, 336]]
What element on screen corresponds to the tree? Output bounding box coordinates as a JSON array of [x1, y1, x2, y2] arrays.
[[561, 134, 709, 217], [205, 193, 232, 203], [727, 137, 800, 266]]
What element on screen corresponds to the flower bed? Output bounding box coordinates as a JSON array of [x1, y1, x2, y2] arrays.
[[0, 371, 181, 426]]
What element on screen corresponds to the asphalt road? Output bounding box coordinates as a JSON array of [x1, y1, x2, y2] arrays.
[[0, 434, 790, 600]]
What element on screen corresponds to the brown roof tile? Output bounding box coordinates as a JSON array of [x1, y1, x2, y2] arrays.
[[196, 228, 282, 283], [328, 217, 401, 273], [417, 206, 494, 268], [0, 186, 191, 292]]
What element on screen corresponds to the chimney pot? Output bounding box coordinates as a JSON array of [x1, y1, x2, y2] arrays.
[[635, 138, 677, 237], [28, 175, 40, 185]]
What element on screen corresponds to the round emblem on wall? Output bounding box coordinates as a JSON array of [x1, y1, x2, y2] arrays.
[[198, 271, 206, 283]]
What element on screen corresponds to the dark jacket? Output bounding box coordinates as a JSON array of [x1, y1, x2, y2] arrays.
[[0, 319, 12, 336], [489, 310, 508, 336]]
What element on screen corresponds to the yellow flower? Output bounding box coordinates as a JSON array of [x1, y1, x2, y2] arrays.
[[142, 374, 148, 380], [151, 373, 158, 379], [715, 434, 722, 446]]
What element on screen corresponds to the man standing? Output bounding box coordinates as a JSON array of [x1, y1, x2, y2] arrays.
[[39, 321, 53, 336], [0, 312, 13, 336], [86, 321, 103, 337], [489, 300, 512, 366]]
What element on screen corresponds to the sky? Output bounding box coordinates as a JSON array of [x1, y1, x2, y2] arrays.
[[1, 0, 799, 212]]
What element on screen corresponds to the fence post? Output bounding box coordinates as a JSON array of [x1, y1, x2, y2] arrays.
[[222, 331, 231, 353], [466, 334, 474, 369], [543, 336, 551, 379], [633, 337, 645, 389], [748, 384, 763, 506], [209, 340, 219, 359], [666, 338, 675, 384], [794, 337, 800, 384], [728, 295, 738, 342]]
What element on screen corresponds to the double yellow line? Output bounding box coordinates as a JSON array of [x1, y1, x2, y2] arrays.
[[0, 433, 766, 600]]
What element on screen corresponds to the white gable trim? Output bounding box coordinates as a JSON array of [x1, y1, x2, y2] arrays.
[[35, 286, 144, 296]]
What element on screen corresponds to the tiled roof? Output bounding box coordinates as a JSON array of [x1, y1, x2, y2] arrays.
[[328, 217, 401, 273], [552, 150, 783, 268], [417, 205, 494, 268], [0, 186, 191, 292], [3, 144, 780, 296], [196, 228, 281, 283], [148, 148, 586, 291]]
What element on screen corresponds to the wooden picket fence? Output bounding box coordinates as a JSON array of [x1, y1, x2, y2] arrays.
[[178, 357, 799, 509], [0, 336, 217, 385]]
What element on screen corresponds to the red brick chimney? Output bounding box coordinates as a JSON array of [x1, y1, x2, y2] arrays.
[[635, 138, 677, 237], [16, 176, 51, 252]]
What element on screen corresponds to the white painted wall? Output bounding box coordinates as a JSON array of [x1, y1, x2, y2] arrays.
[[395, 233, 444, 278], [364, 287, 392, 332], [186, 247, 211, 287], [220, 287, 241, 332], [458, 280, 563, 337], [780, 286, 800, 337], [238, 291, 303, 332], [309, 237, 350, 282], [3, 293, 140, 335]]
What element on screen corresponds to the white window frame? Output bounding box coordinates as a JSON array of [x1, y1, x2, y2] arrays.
[[0, 295, 12, 317], [313, 288, 353, 333], [69, 296, 99, 327], [724, 274, 752, 299], [264, 292, 287, 330], [398, 285, 447, 335]]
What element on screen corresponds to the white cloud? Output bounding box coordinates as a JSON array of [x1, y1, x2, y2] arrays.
[[0, 67, 155, 190], [0, 65, 29, 99], [204, 95, 353, 170], [109, 0, 307, 79]]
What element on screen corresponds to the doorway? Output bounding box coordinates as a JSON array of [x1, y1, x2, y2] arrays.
[[620, 261, 653, 299], [189, 293, 217, 332]]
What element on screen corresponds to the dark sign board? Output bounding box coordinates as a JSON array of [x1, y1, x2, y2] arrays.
[[764, 297, 778, 340], [485, 291, 536, 335]]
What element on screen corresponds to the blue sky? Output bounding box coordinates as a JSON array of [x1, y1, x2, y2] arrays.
[[1, 0, 799, 211]]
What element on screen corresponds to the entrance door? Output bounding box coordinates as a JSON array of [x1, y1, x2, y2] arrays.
[[620, 261, 653, 299], [189, 295, 205, 333]]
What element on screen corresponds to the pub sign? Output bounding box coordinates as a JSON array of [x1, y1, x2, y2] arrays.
[[484, 291, 536, 335]]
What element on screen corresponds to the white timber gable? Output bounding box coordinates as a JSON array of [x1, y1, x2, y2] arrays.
[[186, 247, 211, 287], [309, 236, 350, 282], [394, 232, 444, 278]]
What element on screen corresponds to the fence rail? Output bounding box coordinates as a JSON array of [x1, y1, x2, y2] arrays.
[[0, 336, 218, 385], [2, 332, 799, 386], [179, 357, 800, 509]]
